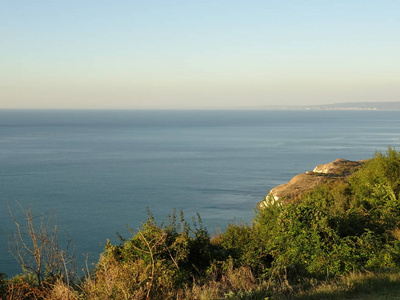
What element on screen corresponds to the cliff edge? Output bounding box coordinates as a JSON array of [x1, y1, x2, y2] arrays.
[[259, 158, 366, 208]]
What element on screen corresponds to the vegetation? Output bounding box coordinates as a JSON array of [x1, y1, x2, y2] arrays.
[[2, 147, 400, 299], [7, 206, 75, 287]]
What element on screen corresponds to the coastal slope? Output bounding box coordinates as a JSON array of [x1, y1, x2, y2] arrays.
[[260, 158, 366, 207]]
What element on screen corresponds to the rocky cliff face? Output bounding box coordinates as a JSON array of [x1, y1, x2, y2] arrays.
[[259, 158, 366, 208]]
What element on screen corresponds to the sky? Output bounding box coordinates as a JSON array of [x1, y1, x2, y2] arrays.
[[1, 1, 399, 109]]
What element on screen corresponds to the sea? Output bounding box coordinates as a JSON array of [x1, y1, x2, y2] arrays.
[[0, 109, 399, 277]]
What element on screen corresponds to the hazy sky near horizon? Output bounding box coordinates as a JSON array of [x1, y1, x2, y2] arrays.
[[1, 1, 399, 109]]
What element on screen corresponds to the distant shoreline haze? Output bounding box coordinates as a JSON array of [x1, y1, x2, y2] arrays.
[[264, 101, 400, 111]]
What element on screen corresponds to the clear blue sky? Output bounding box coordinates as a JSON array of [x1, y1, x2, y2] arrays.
[[1, 1, 399, 109]]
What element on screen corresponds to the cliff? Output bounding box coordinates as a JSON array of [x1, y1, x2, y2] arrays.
[[260, 158, 366, 207]]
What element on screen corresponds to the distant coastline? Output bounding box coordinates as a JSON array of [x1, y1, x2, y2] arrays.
[[265, 101, 400, 111]]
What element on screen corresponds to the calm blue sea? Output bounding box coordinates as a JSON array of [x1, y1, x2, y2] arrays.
[[1, 109, 399, 277]]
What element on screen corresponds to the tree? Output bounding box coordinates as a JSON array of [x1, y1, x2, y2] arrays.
[[7, 205, 75, 287]]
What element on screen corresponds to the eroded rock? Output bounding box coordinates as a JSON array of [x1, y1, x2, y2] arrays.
[[259, 158, 366, 208]]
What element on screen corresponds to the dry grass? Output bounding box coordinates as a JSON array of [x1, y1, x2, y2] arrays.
[[274, 270, 400, 300], [44, 280, 79, 300], [4, 267, 400, 299], [178, 265, 269, 300], [389, 228, 400, 241], [81, 254, 148, 300], [3, 277, 46, 300]]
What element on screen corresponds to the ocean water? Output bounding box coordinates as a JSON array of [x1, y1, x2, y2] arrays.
[[0, 109, 399, 277]]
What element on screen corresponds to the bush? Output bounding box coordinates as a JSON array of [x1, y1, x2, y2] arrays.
[[0, 273, 7, 298], [253, 147, 400, 279], [7, 147, 400, 298], [83, 210, 219, 299]]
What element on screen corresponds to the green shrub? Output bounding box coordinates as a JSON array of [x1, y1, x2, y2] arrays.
[[251, 147, 400, 279], [0, 273, 7, 298], [85, 209, 219, 299], [217, 221, 272, 274], [16, 147, 400, 298]]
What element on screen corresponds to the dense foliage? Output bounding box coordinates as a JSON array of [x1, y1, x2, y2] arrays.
[[233, 147, 400, 279], [82, 210, 221, 299], [2, 147, 400, 299]]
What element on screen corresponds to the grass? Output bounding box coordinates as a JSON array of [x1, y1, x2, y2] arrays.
[[280, 270, 400, 300], [3, 268, 400, 299]]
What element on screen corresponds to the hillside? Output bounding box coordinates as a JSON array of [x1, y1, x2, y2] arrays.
[[2, 147, 400, 299], [260, 158, 366, 206], [265, 101, 400, 110], [304, 101, 400, 110]]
